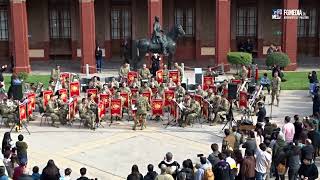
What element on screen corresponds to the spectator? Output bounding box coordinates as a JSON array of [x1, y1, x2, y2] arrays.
[[307, 125, 320, 158], [241, 150, 255, 180], [263, 117, 275, 138], [285, 142, 301, 180], [143, 164, 157, 180], [222, 129, 236, 151], [177, 160, 193, 180], [256, 102, 266, 123], [213, 153, 232, 180], [194, 163, 204, 180], [40, 160, 60, 180], [95, 46, 103, 73], [233, 150, 243, 180], [298, 156, 318, 180], [308, 71, 318, 94], [293, 115, 303, 141], [207, 143, 220, 167], [155, 164, 174, 180], [255, 143, 272, 180], [2, 132, 12, 155], [3, 151, 12, 178], [0, 166, 8, 180], [260, 73, 270, 94], [158, 152, 180, 178], [127, 165, 143, 180], [301, 139, 315, 162], [59, 168, 72, 180], [242, 131, 257, 155], [232, 126, 243, 150], [176, 172, 186, 180], [13, 161, 27, 180], [11, 73, 21, 86], [255, 127, 264, 148], [16, 134, 28, 164], [18, 168, 33, 180], [31, 166, 40, 180], [282, 116, 295, 143]]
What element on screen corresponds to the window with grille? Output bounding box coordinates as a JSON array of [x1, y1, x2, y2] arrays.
[[175, 8, 194, 37], [0, 8, 8, 41], [49, 7, 71, 39], [298, 8, 317, 37], [236, 7, 257, 37], [111, 8, 131, 40]]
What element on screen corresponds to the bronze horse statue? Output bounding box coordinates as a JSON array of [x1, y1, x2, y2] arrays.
[[132, 24, 185, 70]]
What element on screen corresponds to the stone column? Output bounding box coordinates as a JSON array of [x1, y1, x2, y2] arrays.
[[79, 0, 96, 73], [10, 0, 30, 73], [282, 0, 298, 70], [215, 0, 231, 71]]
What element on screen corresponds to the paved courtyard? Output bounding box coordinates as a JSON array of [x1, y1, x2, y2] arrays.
[[0, 90, 314, 179]]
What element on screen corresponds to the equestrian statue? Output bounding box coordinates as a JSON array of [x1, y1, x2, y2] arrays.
[[132, 16, 185, 70]]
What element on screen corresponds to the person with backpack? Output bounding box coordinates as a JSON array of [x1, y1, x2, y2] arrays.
[[208, 143, 220, 167], [214, 153, 232, 180], [200, 156, 214, 180]]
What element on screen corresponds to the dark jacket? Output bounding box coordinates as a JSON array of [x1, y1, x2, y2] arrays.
[[143, 171, 158, 180], [77, 177, 90, 180], [18, 175, 33, 180], [127, 173, 143, 180], [293, 121, 303, 141], [214, 160, 232, 180], [242, 138, 257, 154], [178, 168, 194, 180], [40, 167, 60, 180], [208, 151, 220, 167], [308, 130, 320, 147], [263, 123, 274, 137], [16, 141, 28, 157], [301, 145, 315, 161], [286, 146, 301, 170], [298, 163, 318, 180], [256, 107, 266, 122]]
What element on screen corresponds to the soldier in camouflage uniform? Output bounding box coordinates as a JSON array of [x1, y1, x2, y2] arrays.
[[133, 94, 151, 130], [130, 77, 141, 89], [50, 65, 60, 82], [175, 82, 186, 103], [158, 83, 168, 97], [111, 77, 120, 90], [174, 62, 183, 82], [0, 98, 17, 127], [204, 67, 217, 77], [271, 72, 281, 106], [167, 78, 176, 88], [119, 63, 130, 79], [163, 64, 169, 83], [57, 95, 68, 125], [120, 82, 131, 94], [46, 95, 60, 128], [215, 94, 230, 123], [100, 84, 112, 95], [180, 94, 201, 127], [205, 89, 215, 102], [195, 85, 207, 97], [78, 98, 95, 130], [140, 82, 153, 96], [139, 64, 152, 80], [149, 77, 159, 88]]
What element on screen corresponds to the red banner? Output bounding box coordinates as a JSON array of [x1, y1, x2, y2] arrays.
[[156, 70, 164, 84], [231, 79, 242, 85], [223, 88, 228, 98], [239, 91, 248, 108], [59, 89, 68, 103], [110, 99, 122, 117], [152, 99, 163, 116], [194, 95, 203, 107], [87, 89, 98, 103], [43, 90, 53, 110], [209, 85, 217, 95], [142, 92, 151, 104], [151, 87, 158, 95], [19, 104, 27, 122], [68, 101, 75, 120], [130, 88, 139, 96], [99, 94, 110, 109], [164, 90, 175, 106], [127, 71, 138, 85], [60, 72, 70, 83], [27, 93, 36, 110], [98, 101, 106, 120], [27, 101, 33, 117], [69, 81, 80, 97], [203, 76, 214, 91], [120, 92, 129, 108], [169, 70, 179, 84]]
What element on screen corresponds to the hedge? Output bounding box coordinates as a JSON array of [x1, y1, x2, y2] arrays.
[[227, 52, 252, 65], [266, 52, 291, 68]]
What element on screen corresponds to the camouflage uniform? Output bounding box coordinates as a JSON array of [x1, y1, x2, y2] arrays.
[[121, 86, 131, 94], [175, 85, 186, 102], [57, 98, 68, 125], [131, 79, 141, 89], [196, 89, 207, 97], [78, 102, 95, 129], [111, 80, 120, 90], [139, 68, 151, 80], [0, 100, 17, 127], [50, 68, 60, 81], [175, 65, 183, 82], [271, 76, 281, 106], [181, 99, 201, 126], [133, 96, 151, 130], [163, 68, 169, 83], [214, 96, 230, 123], [204, 70, 217, 77], [119, 65, 130, 78], [46, 99, 59, 127]]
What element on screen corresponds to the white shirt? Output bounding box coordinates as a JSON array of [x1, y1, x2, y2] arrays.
[[226, 157, 237, 169], [255, 148, 272, 173]]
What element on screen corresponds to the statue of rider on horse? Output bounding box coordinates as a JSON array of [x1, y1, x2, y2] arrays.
[[152, 16, 168, 56]]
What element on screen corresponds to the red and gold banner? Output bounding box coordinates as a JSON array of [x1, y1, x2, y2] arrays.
[[59, 89, 68, 103], [152, 99, 163, 116], [130, 88, 139, 96], [209, 85, 217, 95], [87, 88, 98, 103], [27, 93, 36, 110], [169, 70, 179, 84], [19, 104, 27, 122], [156, 70, 164, 84], [43, 90, 53, 110], [98, 101, 106, 120], [151, 87, 158, 95], [69, 81, 80, 97], [239, 91, 248, 108], [164, 90, 175, 106], [120, 92, 129, 108], [142, 92, 151, 104], [203, 76, 214, 91], [68, 101, 75, 120], [194, 95, 203, 106], [127, 71, 138, 85], [27, 101, 33, 117], [99, 94, 110, 109], [110, 99, 122, 117], [60, 72, 70, 83]]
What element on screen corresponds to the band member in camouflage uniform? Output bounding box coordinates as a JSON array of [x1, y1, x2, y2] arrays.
[[180, 94, 201, 127], [133, 94, 151, 130], [139, 64, 152, 80], [205, 89, 216, 102], [271, 72, 281, 106], [130, 78, 141, 89], [119, 62, 130, 79], [195, 85, 207, 97], [175, 82, 186, 103], [167, 78, 176, 88], [46, 95, 60, 128], [50, 65, 60, 82], [174, 62, 183, 82], [78, 98, 95, 130], [57, 95, 68, 125], [204, 66, 217, 77], [111, 77, 120, 90], [163, 64, 169, 83], [215, 94, 230, 123], [100, 84, 112, 95], [0, 98, 17, 127], [120, 82, 131, 94], [140, 82, 153, 96]]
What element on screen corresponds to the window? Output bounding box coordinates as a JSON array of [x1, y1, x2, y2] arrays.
[[0, 8, 8, 41], [298, 8, 317, 37], [49, 7, 71, 39], [236, 7, 257, 37], [111, 8, 131, 40], [175, 8, 194, 37]]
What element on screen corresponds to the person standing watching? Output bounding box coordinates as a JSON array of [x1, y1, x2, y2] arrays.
[[282, 116, 295, 143], [271, 72, 281, 106], [255, 143, 272, 180], [15, 135, 27, 165], [95, 46, 103, 73], [260, 73, 271, 94]]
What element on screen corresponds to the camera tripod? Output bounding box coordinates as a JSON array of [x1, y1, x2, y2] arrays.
[[222, 100, 237, 130], [10, 120, 31, 135]]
